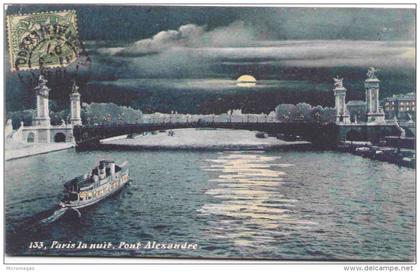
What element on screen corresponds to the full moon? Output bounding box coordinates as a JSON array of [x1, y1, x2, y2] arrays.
[[237, 74, 257, 87]]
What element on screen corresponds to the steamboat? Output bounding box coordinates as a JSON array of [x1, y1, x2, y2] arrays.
[[60, 160, 129, 209]]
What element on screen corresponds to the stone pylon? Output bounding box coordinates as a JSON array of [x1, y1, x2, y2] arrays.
[[333, 76, 350, 124], [365, 67, 385, 123], [34, 75, 51, 127], [33, 75, 51, 143], [69, 81, 82, 126]]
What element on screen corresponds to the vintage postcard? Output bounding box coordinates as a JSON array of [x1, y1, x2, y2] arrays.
[[3, 3, 416, 267]]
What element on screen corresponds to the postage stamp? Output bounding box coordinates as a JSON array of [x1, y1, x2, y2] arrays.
[[7, 10, 80, 71]]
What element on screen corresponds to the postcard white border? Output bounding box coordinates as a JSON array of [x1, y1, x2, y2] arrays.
[[1, 1, 418, 271]]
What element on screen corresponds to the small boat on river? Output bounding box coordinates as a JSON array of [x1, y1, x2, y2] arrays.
[[60, 160, 129, 210]]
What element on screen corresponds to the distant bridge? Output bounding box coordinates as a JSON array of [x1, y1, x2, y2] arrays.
[[73, 121, 340, 149], [338, 123, 403, 142], [73, 120, 402, 150]]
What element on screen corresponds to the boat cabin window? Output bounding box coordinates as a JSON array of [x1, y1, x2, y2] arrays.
[[69, 193, 78, 201]]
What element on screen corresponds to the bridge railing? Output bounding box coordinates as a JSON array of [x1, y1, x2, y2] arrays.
[[82, 117, 331, 129]]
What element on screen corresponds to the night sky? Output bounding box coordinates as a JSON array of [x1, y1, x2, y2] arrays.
[[5, 5, 416, 114]]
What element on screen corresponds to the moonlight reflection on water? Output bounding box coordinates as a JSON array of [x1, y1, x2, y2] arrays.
[[199, 152, 317, 257]]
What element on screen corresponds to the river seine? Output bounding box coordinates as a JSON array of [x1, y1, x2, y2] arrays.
[[5, 148, 415, 260]]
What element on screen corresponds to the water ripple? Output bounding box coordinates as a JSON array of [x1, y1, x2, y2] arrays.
[[199, 151, 316, 254]]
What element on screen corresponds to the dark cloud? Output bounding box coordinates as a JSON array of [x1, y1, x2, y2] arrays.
[[6, 5, 415, 41], [5, 5, 416, 114], [238, 8, 415, 41], [99, 21, 256, 57], [95, 24, 414, 79]]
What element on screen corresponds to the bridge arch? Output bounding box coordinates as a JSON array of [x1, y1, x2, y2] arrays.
[[54, 132, 66, 142], [27, 132, 35, 143]]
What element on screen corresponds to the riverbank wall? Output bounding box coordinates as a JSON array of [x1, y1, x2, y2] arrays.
[[5, 143, 75, 161]]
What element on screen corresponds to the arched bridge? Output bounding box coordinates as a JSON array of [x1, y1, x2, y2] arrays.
[[338, 123, 402, 142], [73, 121, 340, 149]]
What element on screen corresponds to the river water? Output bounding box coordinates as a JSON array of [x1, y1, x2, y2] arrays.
[[5, 148, 415, 260]]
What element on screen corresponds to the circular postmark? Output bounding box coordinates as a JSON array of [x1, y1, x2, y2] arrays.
[[7, 10, 92, 94], [7, 10, 82, 72], [16, 22, 80, 71]]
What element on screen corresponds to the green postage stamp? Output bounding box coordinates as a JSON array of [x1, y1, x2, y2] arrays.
[[7, 10, 80, 71]]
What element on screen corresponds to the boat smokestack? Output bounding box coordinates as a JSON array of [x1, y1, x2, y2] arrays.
[[98, 164, 106, 179], [93, 175, 99, 183], [109, 162, 116, 175]]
